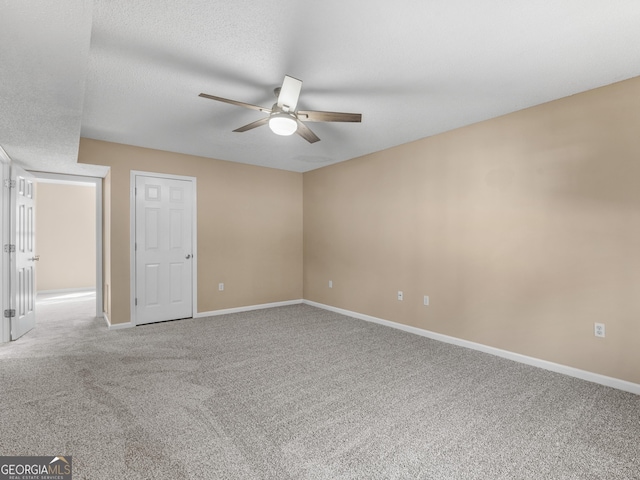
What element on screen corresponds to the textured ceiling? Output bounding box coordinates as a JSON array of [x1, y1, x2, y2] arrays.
[[0, 0, 106, 176], [3, 1, 640, 175]]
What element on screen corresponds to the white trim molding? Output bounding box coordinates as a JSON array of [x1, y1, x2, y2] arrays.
[[103, 312, 133, 330], [105, 299, 303, 329], [304, 300, 640, 396], [0, 146, 11, 343], [37, 287, 96, 295], [194, 299, 303, 318]]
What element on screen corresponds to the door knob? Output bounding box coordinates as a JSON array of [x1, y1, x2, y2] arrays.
[[29, 255, 40, 262], [185, 254, 191, 259]]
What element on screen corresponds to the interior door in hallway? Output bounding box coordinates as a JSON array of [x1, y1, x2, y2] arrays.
[[11, 166, 36, 340], [135, 175, 194, 325]]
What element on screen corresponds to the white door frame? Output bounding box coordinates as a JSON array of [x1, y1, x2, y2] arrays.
[[0, 147, 105, 342], [130, 170, 197, 326], [31, 172, 104, 320], [0, 147, 11, 343]]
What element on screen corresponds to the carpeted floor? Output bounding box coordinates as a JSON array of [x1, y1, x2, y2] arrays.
[[0, 293, 638, 479]]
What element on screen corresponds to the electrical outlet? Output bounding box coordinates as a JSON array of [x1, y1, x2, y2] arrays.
[[218, 283, 224, 291], [423, 295, 429, 306], [329, 280, 333, 288], [398, 291, 403, 301], [594, 323, 605, 338]]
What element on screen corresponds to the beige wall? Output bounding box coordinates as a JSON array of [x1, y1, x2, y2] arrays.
[[304, 76, 640, 385], [79, 139, 303, 325], [36, 182, 96, 291]]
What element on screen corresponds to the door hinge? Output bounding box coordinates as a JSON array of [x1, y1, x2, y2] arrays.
[[4, 179, 16, 189], [3, 309, 15, 318], [3, 244, 15, 253], [135, 298, 138, 306]]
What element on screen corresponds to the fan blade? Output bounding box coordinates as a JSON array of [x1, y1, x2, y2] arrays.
[[199, 93, 271, 113], [295, 120, 320, 143], [277, 75, 302, 111], [297, 110, 362, 123], [233, 116, 270, 132]]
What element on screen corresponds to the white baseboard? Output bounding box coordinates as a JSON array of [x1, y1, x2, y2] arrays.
[[103, 312, 134, 330], [105, 300, 303, 329], [37, 287, 96, 295], [303, 300, 640, 396], [194, 299, 303, 318]]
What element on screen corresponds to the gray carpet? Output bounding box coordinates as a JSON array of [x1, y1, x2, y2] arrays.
[[0, 293, 638, 480]]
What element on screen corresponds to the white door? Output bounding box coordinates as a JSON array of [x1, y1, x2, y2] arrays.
[[135, 175, 193, 325], [11, 166, 36, 339]]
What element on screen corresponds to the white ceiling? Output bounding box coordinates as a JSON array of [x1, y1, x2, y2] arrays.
[[0, 0, 105, 176], [3, 1, 640, 175]]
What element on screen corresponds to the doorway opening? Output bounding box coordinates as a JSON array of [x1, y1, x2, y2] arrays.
[[1, 161, 104, 343], [32, 172, 103, 324]]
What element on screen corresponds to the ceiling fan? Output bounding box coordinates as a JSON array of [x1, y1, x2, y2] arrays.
[[199, 75, 362, 143]]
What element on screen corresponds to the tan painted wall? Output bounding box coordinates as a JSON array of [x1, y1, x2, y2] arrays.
[[304, 76, 640, 384], [79, 139, 303, 325], [35, 182, 96, 291]]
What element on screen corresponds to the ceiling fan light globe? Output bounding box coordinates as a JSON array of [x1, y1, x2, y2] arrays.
[[269, 113, 298, 136]]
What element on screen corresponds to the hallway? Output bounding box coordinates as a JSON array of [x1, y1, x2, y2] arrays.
[[1, 290, 102, 357]]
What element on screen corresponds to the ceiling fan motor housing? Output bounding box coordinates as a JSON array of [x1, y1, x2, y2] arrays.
[[269, 106, 298, 136]]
